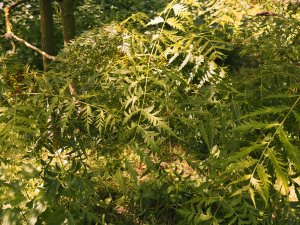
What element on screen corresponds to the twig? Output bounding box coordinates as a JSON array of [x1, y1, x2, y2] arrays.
[[4, 0, 81, 114], [4, 32, 56, 60], [256, 11, 278, 16], [4, 0, 28, 35], [3, 0, 55, 60], [69, 83, 82, 113]]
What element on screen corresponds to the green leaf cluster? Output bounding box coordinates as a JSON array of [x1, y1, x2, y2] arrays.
[[0, 0, 299, 224]]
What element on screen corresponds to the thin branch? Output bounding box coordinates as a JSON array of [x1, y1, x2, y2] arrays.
[[256, 11, 278, 16], [69, 83, 82, 113], [4, 0, 29, 33], [3, 0, 56, 60], [4, 32, 56, 60], [4, 0, 81, 116], [9, 40, 16, 53]]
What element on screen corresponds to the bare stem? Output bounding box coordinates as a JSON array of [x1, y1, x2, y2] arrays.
[[4, 32, 56, 60], [3, 0, 56, 60]]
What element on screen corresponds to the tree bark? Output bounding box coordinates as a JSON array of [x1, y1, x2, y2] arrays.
[[39, 0, 56, 70], [40, 0, 58, 151], [59, 0, 76, 45], [58, 0, 80, 113]]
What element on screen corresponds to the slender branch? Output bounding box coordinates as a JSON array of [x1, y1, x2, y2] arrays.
[[256, 11, 278, 16], [4, 32, 56, 60], [4, 0, 28, 34], [69, 83, 82, 113], [9, 40, 16, 53], [4, 7, 12, 34], [4, 0, 80, 119], [3, 0, 56, 60]]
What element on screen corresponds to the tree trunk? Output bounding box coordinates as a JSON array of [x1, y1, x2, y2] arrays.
[[40, 0, 58, 151], [59, 0, 76, 45], [39, 0, 56, 70], [59, 0, 80, 114]]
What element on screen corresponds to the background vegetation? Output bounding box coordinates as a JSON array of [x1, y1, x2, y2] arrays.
[[0, 0, 299, 224]]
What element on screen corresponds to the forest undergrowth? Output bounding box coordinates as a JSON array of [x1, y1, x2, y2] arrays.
[[0, 0, 300, 224]]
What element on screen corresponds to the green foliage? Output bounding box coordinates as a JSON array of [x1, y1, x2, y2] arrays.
[[1, 0, 300, 224], [177, 3, 300, 223], [75, 0, 168, 31]]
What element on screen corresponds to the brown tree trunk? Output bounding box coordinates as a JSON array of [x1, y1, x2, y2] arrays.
[[59, 0, 76, 45], [58, 0, 80, 114], [40, 0, 58, 151], [39, 0, 56, 70]]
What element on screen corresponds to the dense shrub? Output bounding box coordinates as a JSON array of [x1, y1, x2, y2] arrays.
[[0, 0, 299, 224]]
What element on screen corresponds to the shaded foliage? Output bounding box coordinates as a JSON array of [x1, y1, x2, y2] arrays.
[[0, 0, 299, 224]]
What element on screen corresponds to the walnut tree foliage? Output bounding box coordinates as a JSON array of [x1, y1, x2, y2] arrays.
[[0, 0, 300, 224]]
